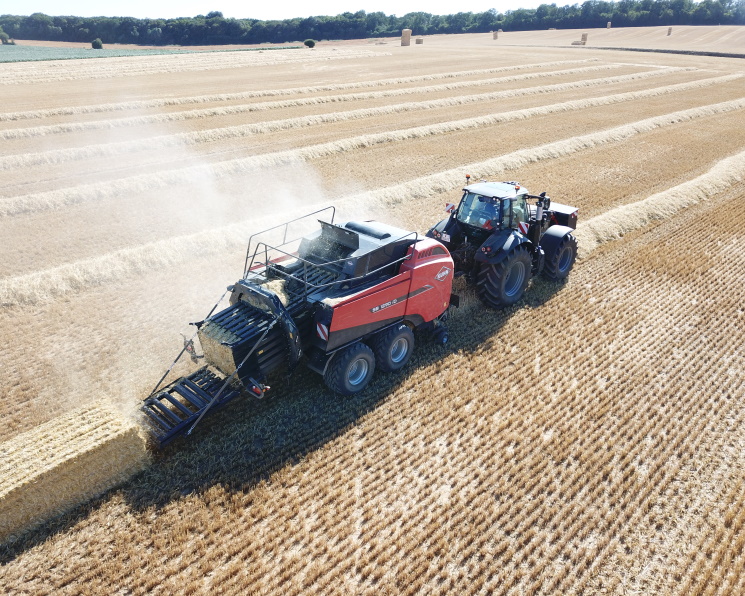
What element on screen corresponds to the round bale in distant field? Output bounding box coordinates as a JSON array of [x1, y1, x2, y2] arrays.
[[416, 37, 423, 44], [401, 29, 412, 46], [493, 31, 499, 39]]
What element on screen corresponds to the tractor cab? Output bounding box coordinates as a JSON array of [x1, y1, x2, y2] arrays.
[[455, 182, 530, 235], [427, 177, 579, 310]]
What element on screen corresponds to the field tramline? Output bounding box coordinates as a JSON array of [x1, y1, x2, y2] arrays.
[[0, 31, 744, 593]]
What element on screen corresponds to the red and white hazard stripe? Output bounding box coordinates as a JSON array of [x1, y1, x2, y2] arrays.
[[518, 221, 530, 235], [316, 323, 329, 341]]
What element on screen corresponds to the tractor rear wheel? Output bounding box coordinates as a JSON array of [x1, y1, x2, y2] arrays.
[[371, 324, 415, 372], [324, 342, 376, 395], [543, 233, 577, 280], [477, 244, 532, 308]]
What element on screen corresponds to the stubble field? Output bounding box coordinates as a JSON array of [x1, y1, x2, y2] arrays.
[[1, 27, 744, 594]]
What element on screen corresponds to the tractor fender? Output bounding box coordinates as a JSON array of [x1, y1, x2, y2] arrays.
[[429, 218, 450, 235], [426, 217, 458, 244], [474, 230, 532, 265], [539, 225, 575, 256]]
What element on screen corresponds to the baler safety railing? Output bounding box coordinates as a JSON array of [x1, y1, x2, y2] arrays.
[[243, 206, 336, 278], [246, 229, 419, 299]]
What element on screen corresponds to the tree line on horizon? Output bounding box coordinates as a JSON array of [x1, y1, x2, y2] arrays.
[[0, 1, 743, 46]]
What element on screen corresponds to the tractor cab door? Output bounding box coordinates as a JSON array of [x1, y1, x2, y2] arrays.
[[502, 195, 530, 235]]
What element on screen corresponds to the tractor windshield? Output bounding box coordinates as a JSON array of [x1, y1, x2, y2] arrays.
[[457, 192, 500, 230]]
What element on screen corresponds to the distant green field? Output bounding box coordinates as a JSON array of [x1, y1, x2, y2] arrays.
[[0, 44, 193, 62], [0, 44, 301, 63]]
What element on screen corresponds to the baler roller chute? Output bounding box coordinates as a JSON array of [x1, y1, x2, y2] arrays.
[[142, 368, 243, 448]]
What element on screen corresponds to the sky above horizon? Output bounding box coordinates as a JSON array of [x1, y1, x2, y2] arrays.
[[1, 1, 546, 21]]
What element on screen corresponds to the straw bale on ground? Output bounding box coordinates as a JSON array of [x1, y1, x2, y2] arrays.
[[0, 402, 149, 543]]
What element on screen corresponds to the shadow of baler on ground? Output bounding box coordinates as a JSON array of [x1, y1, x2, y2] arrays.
[[0, 277, 566, 563]]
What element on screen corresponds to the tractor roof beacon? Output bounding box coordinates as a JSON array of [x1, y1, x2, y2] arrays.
[[142, 208, 457, 447], [427, 177, 579, 309]]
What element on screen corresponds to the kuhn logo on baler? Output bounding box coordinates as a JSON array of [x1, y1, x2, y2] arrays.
[[435, 266, 451, 282]]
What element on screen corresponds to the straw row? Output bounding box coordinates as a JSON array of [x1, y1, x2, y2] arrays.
[[0, 69, 727, 172], [2, 99, 742, 307], [0, 47, 385, 85], [2, 90, 742, 219], [0, 63, 635, 139], [0, 59, 600, 121], [574, 147, 745, 254]]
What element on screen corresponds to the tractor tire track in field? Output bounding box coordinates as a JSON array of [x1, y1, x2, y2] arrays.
[[2, 67, 719, 171], [2, 93, 743, 218], [0, 59, 600, 122]]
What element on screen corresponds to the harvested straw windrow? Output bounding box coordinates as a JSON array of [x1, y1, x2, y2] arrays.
[[0, 59, 597, 123], [575, 148, 745, 256], [2, 94, 743, 307], [0, 402, 149, 543]]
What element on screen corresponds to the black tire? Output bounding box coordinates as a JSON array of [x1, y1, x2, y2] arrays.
[[542, 233, 577, 280], [477, 244, 532, 308], [433, 326, 449, 346], [324, 342, 376, 395], [371, 324, 415, 372]]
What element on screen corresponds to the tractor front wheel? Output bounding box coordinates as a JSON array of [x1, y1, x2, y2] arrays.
[[371, 324, 415, 372], [477, 244, 532, 309], [324, 342, 376, 395], [543, 233, 577, 280]]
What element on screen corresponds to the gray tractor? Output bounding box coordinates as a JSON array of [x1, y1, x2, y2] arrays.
[[426, 178, 578, 308]]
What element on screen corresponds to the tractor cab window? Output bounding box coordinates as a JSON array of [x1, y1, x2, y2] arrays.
[[513, 195, 528, 225], [501, 195, 528, 230], [458, 192, 499, 230]]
